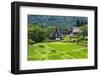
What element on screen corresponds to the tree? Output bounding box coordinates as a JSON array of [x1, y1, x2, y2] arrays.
[[80, 25, 88, 39], [76, 19, 81, 27], [63, 27, 68, 35], [46, 26, 55, 37], [28, 24, 47, 43], [76, 19, 88, 27]]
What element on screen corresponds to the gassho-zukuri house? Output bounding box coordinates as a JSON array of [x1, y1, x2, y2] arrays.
[[69, 27, 81, 36], [49, 28, 63, 41]]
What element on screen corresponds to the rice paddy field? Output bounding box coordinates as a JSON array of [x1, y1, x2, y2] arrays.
[[28, 41, 88, 61]]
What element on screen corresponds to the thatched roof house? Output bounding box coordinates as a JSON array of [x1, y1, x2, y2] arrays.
[[70, 27, 81, 36], [72, 27, 80, 33], [49, 28, 63, 41]]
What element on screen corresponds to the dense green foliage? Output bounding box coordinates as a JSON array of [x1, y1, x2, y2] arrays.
[[76, 19, 87, 27], [28, 24, 55, 43], [80, 25, 88, 36], [28, 24, 46, 43]]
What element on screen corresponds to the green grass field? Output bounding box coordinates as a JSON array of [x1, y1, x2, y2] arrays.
[[28, 41, 88, 61]]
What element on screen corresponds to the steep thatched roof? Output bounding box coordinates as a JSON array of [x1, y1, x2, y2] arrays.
[[72, 27, 81, 33], [49, 28, 63, 40]]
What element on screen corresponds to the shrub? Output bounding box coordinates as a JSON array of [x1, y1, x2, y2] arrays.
[[38, 45, 45, 48], [28, 39, 35, 45], [51, 49, 57, 53], [40, 57, 46, 60]]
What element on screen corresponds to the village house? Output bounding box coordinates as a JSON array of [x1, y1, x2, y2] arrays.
[[49, 28, 63, 41], [69, 27, 81, 36]]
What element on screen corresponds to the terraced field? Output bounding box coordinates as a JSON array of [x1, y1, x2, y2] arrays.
[[28, 42, 88, 61]]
